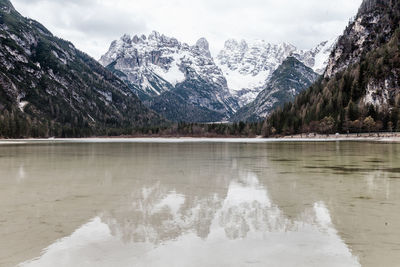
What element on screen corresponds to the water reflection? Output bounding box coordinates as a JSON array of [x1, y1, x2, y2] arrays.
[[16, 165, 26, 183], [21, 172, 360, 267], [1, 142, 399, 267]]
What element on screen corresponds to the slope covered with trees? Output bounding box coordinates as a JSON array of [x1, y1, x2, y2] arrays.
[[268, 0, 400, 135], [0, 0, 163, 138]]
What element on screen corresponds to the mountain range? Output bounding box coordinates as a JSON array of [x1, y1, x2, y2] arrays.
[[100, 32, 335, 122], [99, 33, 238, 122], [1, 0, 393, 137], [216, 38, 335, 107]]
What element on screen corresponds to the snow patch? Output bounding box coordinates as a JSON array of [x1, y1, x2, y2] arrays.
[[221, 65, 270, 93], [364, 79, 391, 107], [151, 53, 185, 86], [312, 38, 337, 74], [18, 101, 28, 112]]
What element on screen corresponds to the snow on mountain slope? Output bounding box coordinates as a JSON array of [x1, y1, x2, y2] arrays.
[[100, 31, 239, 121], [100, 31, 336, 121], [100, 31, 229, 97], [231, 57, 319, 122], [151, 53, 185, 87], [313, 38, 337, 73], [216, 40, 297, 107], [216, 39, 336, 107], [294, 37, 337, 75], [100, 32, 186, 95]]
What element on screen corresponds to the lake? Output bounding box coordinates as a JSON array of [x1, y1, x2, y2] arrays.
[[0, 140, 399, 267]]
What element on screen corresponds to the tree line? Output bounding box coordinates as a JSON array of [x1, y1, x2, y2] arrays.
[[0, 106, 271, 138]]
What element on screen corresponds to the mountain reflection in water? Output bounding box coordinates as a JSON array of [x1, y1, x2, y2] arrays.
[[20, 172, 360, 267]]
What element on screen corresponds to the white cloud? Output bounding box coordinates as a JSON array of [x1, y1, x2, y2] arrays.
[[11, 0, 362, 59]]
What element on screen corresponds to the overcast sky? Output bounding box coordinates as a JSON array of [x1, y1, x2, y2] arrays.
[[11, 0, 362, 59]]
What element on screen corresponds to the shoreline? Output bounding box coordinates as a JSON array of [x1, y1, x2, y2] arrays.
[[1, 133, 400, 144]]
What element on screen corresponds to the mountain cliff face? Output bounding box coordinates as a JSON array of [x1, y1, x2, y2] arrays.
[[231, 57, 319, 122], [100, 33, 334, 122], [323, 0, 400, 109], [0, 0, 162, 137], [216, 39, 334, 107], [100, 32, 238, 122], [268, 0, 400, 134], [325, 0, 398, 79]]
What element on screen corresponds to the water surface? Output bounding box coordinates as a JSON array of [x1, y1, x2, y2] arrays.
[[0, 141, 399, 267]]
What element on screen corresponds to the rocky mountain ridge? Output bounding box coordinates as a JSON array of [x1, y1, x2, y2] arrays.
[[217, 38, 335, 107], [0, 0, 162, 137], [100, 32, 238, 122], [100, 32, 335, 122]]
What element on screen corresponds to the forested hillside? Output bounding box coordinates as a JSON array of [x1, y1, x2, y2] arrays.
[[0, 0, 163, 138], [268, 0, 400, 135]]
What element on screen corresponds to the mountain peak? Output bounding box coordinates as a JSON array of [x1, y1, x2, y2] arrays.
[[195, 37, 211, 58], [195, 37, 209, 49], [282, 56, 302, 65], [121, 34, 132, 43], [148, 30, 161, 40], [224, 39, 248, 51]]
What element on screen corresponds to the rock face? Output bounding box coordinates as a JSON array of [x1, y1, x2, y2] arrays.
[[338, 0, 400, 109], [267, 0, 400, 134], [216, 39, 334, 107], [231, 57, 319, 122], [100, 33, 334, 122], [0, 0, 162, 137], [100, 32, 238, 122], [319, 0, 400, 109], [324, 0, 397, 79]]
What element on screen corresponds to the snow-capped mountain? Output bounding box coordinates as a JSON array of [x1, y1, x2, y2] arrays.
[[100, 32, 238, 122], [216, 40, 295, 107], [231, 57, 319, 122], [100, 31, 335, 122], [216, 39, 335, 107], [100, 32, 228, 97]]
